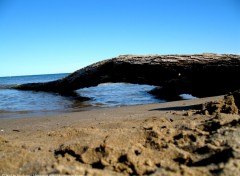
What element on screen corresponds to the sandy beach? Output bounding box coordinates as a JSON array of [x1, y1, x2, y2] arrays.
[[1, 95, 240, 175], [1, 0, 239, 174]]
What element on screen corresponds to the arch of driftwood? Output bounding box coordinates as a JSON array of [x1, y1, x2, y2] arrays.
[[15, 54, 240, 98]]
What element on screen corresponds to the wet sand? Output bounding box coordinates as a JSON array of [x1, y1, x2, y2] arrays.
[[1, 95, 240, 175]]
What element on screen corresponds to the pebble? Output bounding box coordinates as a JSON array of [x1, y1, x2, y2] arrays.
[[22, 144, 27, 149], [183, 111, 193, 116]]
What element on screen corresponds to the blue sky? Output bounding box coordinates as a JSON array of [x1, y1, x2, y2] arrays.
[[0, 0, 239, 76]]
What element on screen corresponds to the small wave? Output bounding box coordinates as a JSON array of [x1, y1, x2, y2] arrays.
[[0, 84, 17, 89], [0, 109, 30, 114], [0, 110, 9, 113]]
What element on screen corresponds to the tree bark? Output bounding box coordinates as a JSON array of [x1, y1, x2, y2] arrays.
[[15, 54, 240, 98]]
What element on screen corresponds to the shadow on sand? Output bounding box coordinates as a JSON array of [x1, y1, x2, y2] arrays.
[[149, 104, 201, 111]]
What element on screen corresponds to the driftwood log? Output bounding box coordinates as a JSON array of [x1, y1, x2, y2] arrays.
[[15, 54, 240, 99]]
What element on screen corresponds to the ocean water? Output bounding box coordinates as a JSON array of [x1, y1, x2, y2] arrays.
[[0, 73, 166, 118]]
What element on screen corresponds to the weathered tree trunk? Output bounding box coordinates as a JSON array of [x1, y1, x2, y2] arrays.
[[15, 54, 240, 99]]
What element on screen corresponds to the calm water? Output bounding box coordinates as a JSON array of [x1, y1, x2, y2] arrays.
[[0, 73, 168, 118]]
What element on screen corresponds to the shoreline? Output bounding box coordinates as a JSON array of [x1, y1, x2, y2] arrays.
[[0, 95, 195, 119], [0, 95, 223, 127], [1, 95, 240, 175]]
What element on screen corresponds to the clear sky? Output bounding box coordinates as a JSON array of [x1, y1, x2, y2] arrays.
[[0, 0, 239, 76]]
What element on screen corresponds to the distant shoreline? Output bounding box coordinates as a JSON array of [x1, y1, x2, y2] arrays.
[[0, 72, 70, 78]]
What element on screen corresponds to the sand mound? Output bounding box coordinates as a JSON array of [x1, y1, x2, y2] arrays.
[[199, 95, 238, 115], [49, 114, 240, 176]]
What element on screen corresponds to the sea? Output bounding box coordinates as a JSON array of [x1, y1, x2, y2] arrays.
[[0, 73, 159, 118], [0, 73, 196, 118]]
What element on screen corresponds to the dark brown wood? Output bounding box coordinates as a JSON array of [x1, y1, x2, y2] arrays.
[[15, 54, 240, 99]]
